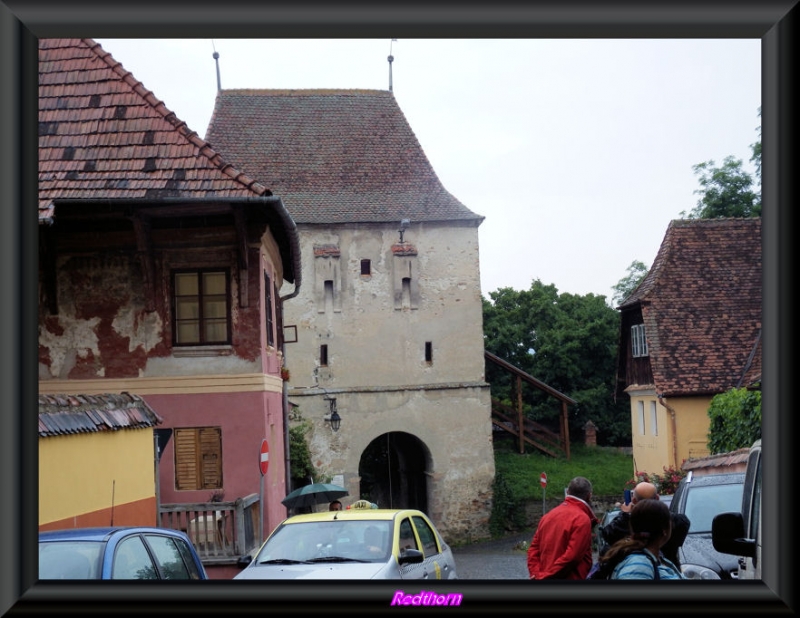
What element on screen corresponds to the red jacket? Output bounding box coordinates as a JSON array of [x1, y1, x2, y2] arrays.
[[527, 495, 598, 580]]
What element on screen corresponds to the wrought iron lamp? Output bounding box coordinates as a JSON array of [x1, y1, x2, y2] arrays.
[[324, 396, 341, 432]]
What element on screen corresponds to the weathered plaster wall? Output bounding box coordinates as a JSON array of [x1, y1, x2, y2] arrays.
[[283, 221, 494, 542]]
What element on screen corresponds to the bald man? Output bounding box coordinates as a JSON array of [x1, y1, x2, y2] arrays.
[[599, 481, 689, 569]]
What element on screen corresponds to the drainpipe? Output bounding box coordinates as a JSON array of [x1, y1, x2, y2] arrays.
[[657, 394, 679, 469]]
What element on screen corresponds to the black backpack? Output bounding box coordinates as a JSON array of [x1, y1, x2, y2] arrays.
[[586, 550, 661, 580]]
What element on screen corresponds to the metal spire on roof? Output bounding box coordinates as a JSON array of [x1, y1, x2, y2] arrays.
[[388, 39, 397, 92], [212, 40, 221, 92]]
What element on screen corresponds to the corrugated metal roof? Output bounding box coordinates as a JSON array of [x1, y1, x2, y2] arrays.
[[38, 392, 163, 437]]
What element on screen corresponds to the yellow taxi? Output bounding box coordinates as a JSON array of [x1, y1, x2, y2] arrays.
[[234, 507, 458, 579]]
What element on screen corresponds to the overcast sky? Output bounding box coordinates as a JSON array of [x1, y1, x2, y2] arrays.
[[94, 38, 761, 302]]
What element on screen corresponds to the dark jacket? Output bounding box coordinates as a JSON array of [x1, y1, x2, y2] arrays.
[[599, 510, 690, 568]]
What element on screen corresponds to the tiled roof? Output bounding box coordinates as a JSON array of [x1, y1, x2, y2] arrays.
[[682, 447, 750, 472], [205, 89, 484, 225], [38, 39, 274, 223], [621, 218, 761, 396], [38, 392, 163, 437]]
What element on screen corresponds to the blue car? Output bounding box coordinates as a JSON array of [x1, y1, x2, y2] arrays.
[[39, 526, 208, 580]]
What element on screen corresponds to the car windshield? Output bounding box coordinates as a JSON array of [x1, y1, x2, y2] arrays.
[[255, 520, 392, 563], [39, 540, 104, 579], [684, 483, 744, 534]]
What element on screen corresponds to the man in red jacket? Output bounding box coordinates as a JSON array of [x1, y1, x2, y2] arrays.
[[527, 476, 598, 580]]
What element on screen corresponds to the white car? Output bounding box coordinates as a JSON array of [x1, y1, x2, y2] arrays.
[[234, 508, 458, 580]]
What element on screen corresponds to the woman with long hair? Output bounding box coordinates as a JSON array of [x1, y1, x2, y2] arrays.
[[602, 498, 684, 580]]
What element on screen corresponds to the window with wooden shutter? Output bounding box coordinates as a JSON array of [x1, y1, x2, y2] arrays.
[[174, 427, 222, 491]]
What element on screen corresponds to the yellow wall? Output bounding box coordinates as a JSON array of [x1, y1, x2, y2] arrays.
[[670, 395, 714, 463], [39, 429, 157, 527], [629, 392, 713, 476]]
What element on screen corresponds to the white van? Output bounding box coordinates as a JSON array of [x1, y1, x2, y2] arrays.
[[711, 439, 762, 579]]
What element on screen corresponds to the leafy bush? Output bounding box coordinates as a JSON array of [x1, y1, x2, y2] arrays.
[[288, 419, 315, 483], [707, 387, 761, 453]]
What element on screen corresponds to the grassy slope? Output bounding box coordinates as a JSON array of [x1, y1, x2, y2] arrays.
[[490, 441, 634, 537]]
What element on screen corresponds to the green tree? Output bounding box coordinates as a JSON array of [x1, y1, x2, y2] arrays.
[[707, 387, 761, 453], [611, 260, 649, 306], [682, 110, 762, 219], [483, 280, 631, 446]]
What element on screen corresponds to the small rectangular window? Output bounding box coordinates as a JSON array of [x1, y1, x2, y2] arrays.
[[173, 269, 230, 345], [360, 259, 371, 276], [425, 341, 433, 363], [320, 344, 329, 367], [631, 324, 648, 357]]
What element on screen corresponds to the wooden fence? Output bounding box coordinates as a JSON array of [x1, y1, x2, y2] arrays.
[[158, 493, 260, 564]]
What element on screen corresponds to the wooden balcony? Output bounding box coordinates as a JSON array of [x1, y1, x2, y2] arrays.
[[158, 493, 261, 565]]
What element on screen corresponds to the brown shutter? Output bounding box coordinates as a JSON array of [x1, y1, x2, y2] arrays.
[[174, 428, 199, 491], [199, 427, 222, 489], [174, 427, 222, 491]]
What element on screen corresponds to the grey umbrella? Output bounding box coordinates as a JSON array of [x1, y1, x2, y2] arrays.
[[281, 483, 349, 509]]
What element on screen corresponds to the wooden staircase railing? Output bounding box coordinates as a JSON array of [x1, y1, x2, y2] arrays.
[[485, 350, 576, 459]]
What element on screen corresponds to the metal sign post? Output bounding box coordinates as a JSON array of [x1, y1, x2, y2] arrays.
[[540, 472, 547, 515], [259, 439, 269, 543]]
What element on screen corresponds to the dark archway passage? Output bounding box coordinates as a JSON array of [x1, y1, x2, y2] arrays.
[[358, 432, 428, 512]]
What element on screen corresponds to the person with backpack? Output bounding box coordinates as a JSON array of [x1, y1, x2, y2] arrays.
[[599, 481, 689, 569], [601, 498, 684, 580]]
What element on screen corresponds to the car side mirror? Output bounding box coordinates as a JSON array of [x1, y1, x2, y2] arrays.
[[236, 555, 253, 569], [398, 548, 424, 565], [712, 512, 756, 558]]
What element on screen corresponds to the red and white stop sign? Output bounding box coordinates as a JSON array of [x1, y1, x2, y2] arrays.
[[540, 472, 547, 488], [259, 439, 269, 476]]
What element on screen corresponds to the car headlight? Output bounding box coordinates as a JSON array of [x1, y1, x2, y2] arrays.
[[681, 563, 721, 580]]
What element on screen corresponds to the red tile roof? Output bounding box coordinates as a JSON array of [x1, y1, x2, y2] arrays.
[[621, 217, 761, 396], [38, 392, 163, 437], [38, 39, 274, 223], [205, 88, 484, 225]]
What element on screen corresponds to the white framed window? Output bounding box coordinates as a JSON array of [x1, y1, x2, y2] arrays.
[[631, 324, 649, 357], [650, 400, 658, 436], [637, 400, 645, 435]]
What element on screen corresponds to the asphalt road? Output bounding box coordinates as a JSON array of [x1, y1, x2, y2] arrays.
[[451, 530, 533, 579]]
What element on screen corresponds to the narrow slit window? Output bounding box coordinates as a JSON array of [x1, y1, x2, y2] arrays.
[[637, 400, 645, 435], [324, 280, 334, 313], [402, 277, 411, 308], [320, 344, 329, 367], [265, 273, 275, 348], [650, 400, 658, 436], [425, 341, 433, 363], [360, 259, 371, 276]]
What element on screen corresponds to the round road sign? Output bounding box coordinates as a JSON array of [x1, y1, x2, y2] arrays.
[[259, 439, 269, 476], [540, 472, 547, 488]]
